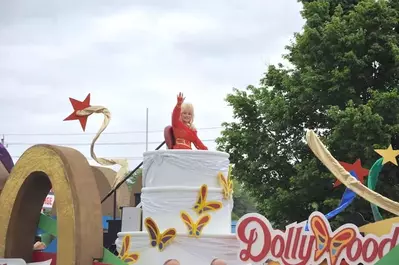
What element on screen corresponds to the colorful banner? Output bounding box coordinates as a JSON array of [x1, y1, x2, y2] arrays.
[[42, 194, 54, 209], [236, 211, 399, 265]]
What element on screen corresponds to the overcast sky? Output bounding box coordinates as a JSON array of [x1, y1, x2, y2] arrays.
[[0, 0, 304, 169]]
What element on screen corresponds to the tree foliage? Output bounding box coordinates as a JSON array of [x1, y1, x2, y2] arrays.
[[125, 168, 143, 191], [217, 0, 399, 229], [232, 179, 258, 220]]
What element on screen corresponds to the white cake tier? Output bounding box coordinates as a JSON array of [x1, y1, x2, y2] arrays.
[[141, 186, 233, 234], [143, 150, 230, 188], [115, 232, 250, 265]]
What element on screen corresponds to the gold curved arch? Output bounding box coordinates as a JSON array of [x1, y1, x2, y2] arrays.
[[91, 166, 131, 213], [51, 166, 131, 217], [90, 166, 115, 216], [0, 162, 10, 192], [359, 217, 399, 236], [0, 144, 103, 265]]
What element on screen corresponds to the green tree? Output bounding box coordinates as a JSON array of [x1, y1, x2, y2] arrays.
[[217, 0, 399, 229], [232, 179, 258, 220], [125, 168, 143, 191]]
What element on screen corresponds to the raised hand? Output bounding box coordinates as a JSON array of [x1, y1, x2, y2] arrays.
[[177, 92, 185, 104]]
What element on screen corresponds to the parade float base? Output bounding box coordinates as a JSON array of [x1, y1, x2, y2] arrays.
[[115, 231, 241, 265], [32, 252, 110, 265]]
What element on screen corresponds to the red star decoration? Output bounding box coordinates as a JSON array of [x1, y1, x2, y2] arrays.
[[63, 93, 91, 131], [333, 159, 369, 187]]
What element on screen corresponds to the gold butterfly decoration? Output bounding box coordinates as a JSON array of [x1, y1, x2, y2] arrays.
[[180, 210, 211, 238], [118, 235, 140, 264], [144, 217, 177, 251], [217, 170, 233, 200], [192, 184, 223, 215]]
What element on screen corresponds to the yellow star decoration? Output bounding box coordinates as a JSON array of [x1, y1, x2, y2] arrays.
[[374, 144, 399, 166]]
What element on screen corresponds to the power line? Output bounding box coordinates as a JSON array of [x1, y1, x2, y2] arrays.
[[1, 126, 222, 136], [6, 139, 217, 146]]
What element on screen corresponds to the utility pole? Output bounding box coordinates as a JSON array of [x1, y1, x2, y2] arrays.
[[145, 108, 149, 151]]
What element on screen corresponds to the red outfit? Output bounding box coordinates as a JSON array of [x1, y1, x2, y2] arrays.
[[171, 103, 208, 150]]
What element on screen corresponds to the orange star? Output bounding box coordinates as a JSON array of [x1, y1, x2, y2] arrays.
[[333, 159, 369, 187], [64, 93, 91, 131]]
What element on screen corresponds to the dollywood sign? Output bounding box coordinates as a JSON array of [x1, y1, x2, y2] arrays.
[[236, 212, 399, 265]]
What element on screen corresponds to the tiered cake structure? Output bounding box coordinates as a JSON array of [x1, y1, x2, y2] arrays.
[[116, 149, 247, 265]]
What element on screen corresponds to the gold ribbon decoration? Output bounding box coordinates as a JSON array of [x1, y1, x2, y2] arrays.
[[64, 94, 129, 189], [306, 130, 399, 216]]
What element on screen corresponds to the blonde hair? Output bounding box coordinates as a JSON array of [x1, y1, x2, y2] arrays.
[[181, 103, 196, 130]]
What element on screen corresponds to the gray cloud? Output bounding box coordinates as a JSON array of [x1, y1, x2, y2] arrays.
[[0, 0, 303, 165]]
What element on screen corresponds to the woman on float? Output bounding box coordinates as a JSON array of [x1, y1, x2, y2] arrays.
[[171, 92, 208, 150]]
